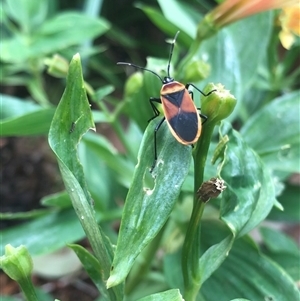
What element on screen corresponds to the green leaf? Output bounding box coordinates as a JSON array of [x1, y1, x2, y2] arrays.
[[1, 12, 110, 63], [157, 0, 197, 38], [40, 191, 72, 209], [79, 135, 112, 210], [137, 289, 184, 301], [260, 227, 300, 281], [260, 227, 299, 254], [0, 210, 85, 257], [268, 183, 300, 222], [82, 132, 135, 188], [27, 76, 50, 106], [92, 85, 115, 102], [199, 29, 241, 99], [48, 54, 123, 300], [122, 58, 163, 131], [200, 12, 273, 102], [107, 121, 192, 287], [0, 94, 55, 136], [48, 53, 95, 197], [68, 244, 109, 300], [227, 12, 273, 91], [135, 3, 192, 46], [241, 91, 300, 173], [1, 109, 55, 136], [164, 221, 299, 300], [136, 9, 272, 104], [0, 297, 20, 301], [198, 235, 234, 286], [200, 221, 300, 301], [0, 94, 40, 119], [4, 0, 48, 32], [218, 122, 276, 237], [0, 209, 51, 220]]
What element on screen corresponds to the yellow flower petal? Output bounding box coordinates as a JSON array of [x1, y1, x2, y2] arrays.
[[279, 29, 295, 49]]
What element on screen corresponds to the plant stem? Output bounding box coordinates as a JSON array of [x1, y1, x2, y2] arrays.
[[182, 121, 216, 301], [182, 200, 205, 298], [18, 276, 39, 301], [177, 40, 201, 78], [113, 121, 136, 160], [194, 122, 216, 190], [97, 98, 136, 161], [29, 59, 51, 107]]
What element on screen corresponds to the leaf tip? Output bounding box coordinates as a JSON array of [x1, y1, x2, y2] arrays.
[[106, 274, 118, 289], [72, 53, 81, 62]]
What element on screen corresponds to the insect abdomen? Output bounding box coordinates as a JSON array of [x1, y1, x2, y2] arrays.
[[161, 83, 201, 145]]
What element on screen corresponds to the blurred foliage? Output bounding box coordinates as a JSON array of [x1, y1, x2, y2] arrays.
[[1, 0, 299, 300]]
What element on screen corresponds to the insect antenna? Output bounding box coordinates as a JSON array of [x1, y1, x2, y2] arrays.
[[166, 31, 180, 78], [117, 62, 163, 83]]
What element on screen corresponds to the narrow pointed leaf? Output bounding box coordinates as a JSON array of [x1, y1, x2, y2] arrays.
[[108, 122, 192, 287], [68, 244, 109, 299], [48, 54, 123, 300], [199, 235, 234, 286]]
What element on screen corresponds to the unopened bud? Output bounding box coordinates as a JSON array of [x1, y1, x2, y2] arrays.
[[45, 54, 69, 78], [201, 83, 236, 123], [184, 60, 211, 82], [197, 14, 219, 41], [0, 244, 33, 281]]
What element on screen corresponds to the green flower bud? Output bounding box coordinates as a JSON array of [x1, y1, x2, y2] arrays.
[[0, 244, 33, 281], [124, 71, 143, 98], [197, 14, 219, 41], [184, 60, 211, 82], [201, 83, 236, 123], [44, 54, 69, 78]]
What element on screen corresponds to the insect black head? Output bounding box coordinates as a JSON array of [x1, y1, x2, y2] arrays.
[[162, 76, 174, 84], [117, 31, 180, 85]]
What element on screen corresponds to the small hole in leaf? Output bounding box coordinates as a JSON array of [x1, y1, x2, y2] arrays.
[[143, 166, 155, 190]]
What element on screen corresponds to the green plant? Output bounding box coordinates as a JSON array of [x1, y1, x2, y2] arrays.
[[1, 0, 299, 301]]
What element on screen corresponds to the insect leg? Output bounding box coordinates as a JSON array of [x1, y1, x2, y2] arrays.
[[186, 84, 208, 124], [150, 116, 165, 172], [198, 111, 208, 124], [185, 83, 216, 97], [148, 97, 162, 122]]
